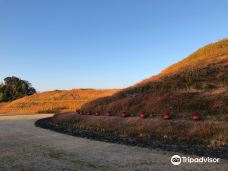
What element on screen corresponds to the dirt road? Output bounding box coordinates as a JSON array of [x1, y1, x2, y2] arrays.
[[0, 114, 227, 171]]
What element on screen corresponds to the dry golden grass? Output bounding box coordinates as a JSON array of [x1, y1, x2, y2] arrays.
[[0, 113, 54, 120], [138, 38, 228, 85], [53, 113, 228, 147], [82, 39, 228, 117], [0, 89, 119, 114]]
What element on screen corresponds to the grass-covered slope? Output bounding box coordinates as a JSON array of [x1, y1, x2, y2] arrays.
[[81, 39, 228, 117], [0, 89, 119, 114], [38, 113, 228, 151]]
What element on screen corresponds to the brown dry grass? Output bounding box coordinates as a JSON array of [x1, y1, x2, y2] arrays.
[[53, 113, 228, 148], [81, 39, 228, 118], [139, 38, 228, 85], [0, 89, 119, 114]]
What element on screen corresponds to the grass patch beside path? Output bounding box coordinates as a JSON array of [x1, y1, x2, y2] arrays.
[[35, 113, 228, 159]]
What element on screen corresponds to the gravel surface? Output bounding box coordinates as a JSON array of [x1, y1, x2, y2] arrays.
[[0, 114, 228, 171]]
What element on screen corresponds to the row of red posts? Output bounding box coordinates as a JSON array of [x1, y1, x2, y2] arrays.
[[75, 110, 200, 121], [164, 112, 199, 121]]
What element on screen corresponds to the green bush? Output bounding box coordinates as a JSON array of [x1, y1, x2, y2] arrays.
[[0, 76, 36, 102]]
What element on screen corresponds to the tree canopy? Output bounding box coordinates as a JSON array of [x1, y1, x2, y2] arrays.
[[0, 76, 36, 102]]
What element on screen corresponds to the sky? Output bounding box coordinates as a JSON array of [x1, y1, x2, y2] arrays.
[[0, 0, 228, 91]]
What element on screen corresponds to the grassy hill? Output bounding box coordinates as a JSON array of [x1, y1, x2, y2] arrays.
[[0, 89, 119, 114], [81, 39, 228, 118]]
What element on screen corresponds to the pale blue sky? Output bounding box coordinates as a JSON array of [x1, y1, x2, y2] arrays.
[[0, 0, 228, 91]]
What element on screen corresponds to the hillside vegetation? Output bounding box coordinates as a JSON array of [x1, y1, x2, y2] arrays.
[[0, 89, 119, 114], [43, 113, 228, 148], [0, 76, 36, 102], [81, 39, 228, 118]]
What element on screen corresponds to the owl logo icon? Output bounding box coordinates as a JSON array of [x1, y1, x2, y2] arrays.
[[171, 155, 181, 165]]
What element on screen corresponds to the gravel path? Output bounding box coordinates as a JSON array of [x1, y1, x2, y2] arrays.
[[0, 114, 227, 171]]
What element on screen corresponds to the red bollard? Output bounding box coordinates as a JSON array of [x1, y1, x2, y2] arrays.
[[139, 113, 146, 119], [121, 112, 129, 117], [107, 112, 112, 116], [193, 112, 200, 121], [163, 112, 170, 120]]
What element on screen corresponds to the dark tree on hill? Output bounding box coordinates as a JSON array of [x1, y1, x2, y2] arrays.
[[0, 76, 36, 102]]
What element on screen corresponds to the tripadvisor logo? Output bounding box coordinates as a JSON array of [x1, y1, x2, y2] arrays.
[[171, 155, 220, 165], [171, 155, 182, 165]]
